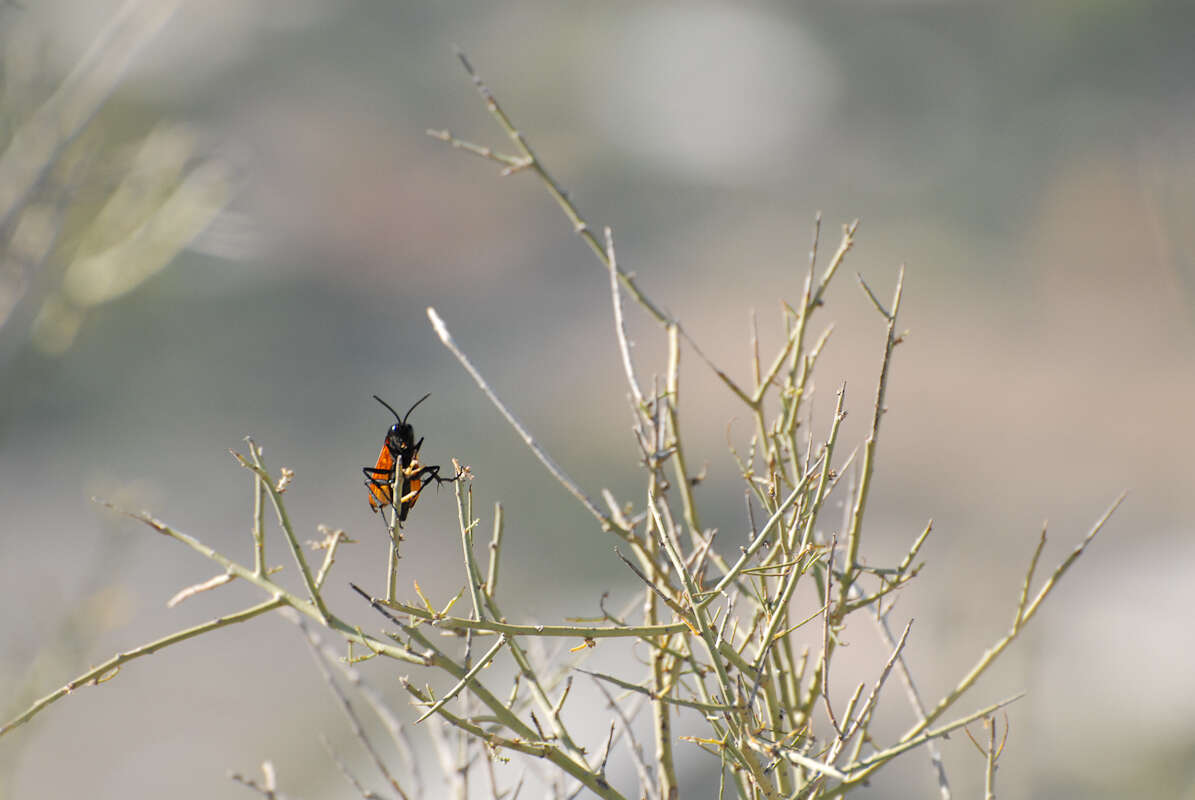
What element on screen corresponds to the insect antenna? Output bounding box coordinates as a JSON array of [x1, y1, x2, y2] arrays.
[[402, 393, 432, 423], [372, 393, 432, 424], [373, 395, 402, 422]]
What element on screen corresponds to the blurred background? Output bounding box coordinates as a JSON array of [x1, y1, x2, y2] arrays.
[[2, 1, 1193, 798]]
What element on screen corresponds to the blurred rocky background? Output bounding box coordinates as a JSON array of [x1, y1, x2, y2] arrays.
[[1, 1, 1193, 798]]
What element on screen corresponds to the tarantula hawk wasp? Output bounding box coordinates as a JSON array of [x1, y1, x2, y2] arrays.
[[363, 393, 460, 522]]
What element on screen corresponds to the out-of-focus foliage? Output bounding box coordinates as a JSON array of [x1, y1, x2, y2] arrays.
[[0, 0, 229, 356]]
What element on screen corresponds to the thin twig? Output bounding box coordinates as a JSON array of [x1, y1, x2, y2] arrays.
[[417, 634, 509, 723], [578, 668, 738, 713], [235, 443, 331, 623], [441, 49, 761, 409], [250, 438, 266, 576], [820, 537, 841, 736], [843, 619, 914, 744], [427, 307, 612, 529], [870, 609, 951, 799], [838, 269, 904, 609], [285, 609, 425, 797], [320, 735, 387, 800], [167, 572, 234, 607], [313, 527, 351, 590], [296, 616, 410, 799], [904, 493, 1124, 738], [983, 716, 998, 800], [485, 502, 504, 598], [448, 48, 667, 324], [229, 761, 290, 799], [591, 678, 662, 800], [2, 596, 283, 736], [605, 226, 645, 409], [378, 593, 690, 639]]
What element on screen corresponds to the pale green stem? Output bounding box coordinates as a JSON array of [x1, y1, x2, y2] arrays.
[[427, 307, 612, 530], [485, 502, 504, 597], [237, 445, 330, 623], [377, 597, 688, 639], [838, 268, 903, 608], [455, 481, 486, 622], [1, 596, 282, 737], [903, 494, 1124, 739], [754, 387, 846, 667], [417, 634, 509, 723]]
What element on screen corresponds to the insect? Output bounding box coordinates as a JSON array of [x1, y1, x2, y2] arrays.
[[363, 393, 459, 521]]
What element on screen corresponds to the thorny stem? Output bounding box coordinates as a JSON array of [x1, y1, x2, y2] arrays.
[[238, 443, 331, 623], [838, 268, 903, 609], [1, 597, 283, 737], [754, 387, 846, 666], [249, 438, 266, 576], [449, 48, 669, 327], [428, 306, 613, 531], [902, 494, 1125, 739]]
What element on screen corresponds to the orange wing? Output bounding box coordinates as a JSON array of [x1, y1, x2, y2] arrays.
[[366, 444, 396, 512]]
